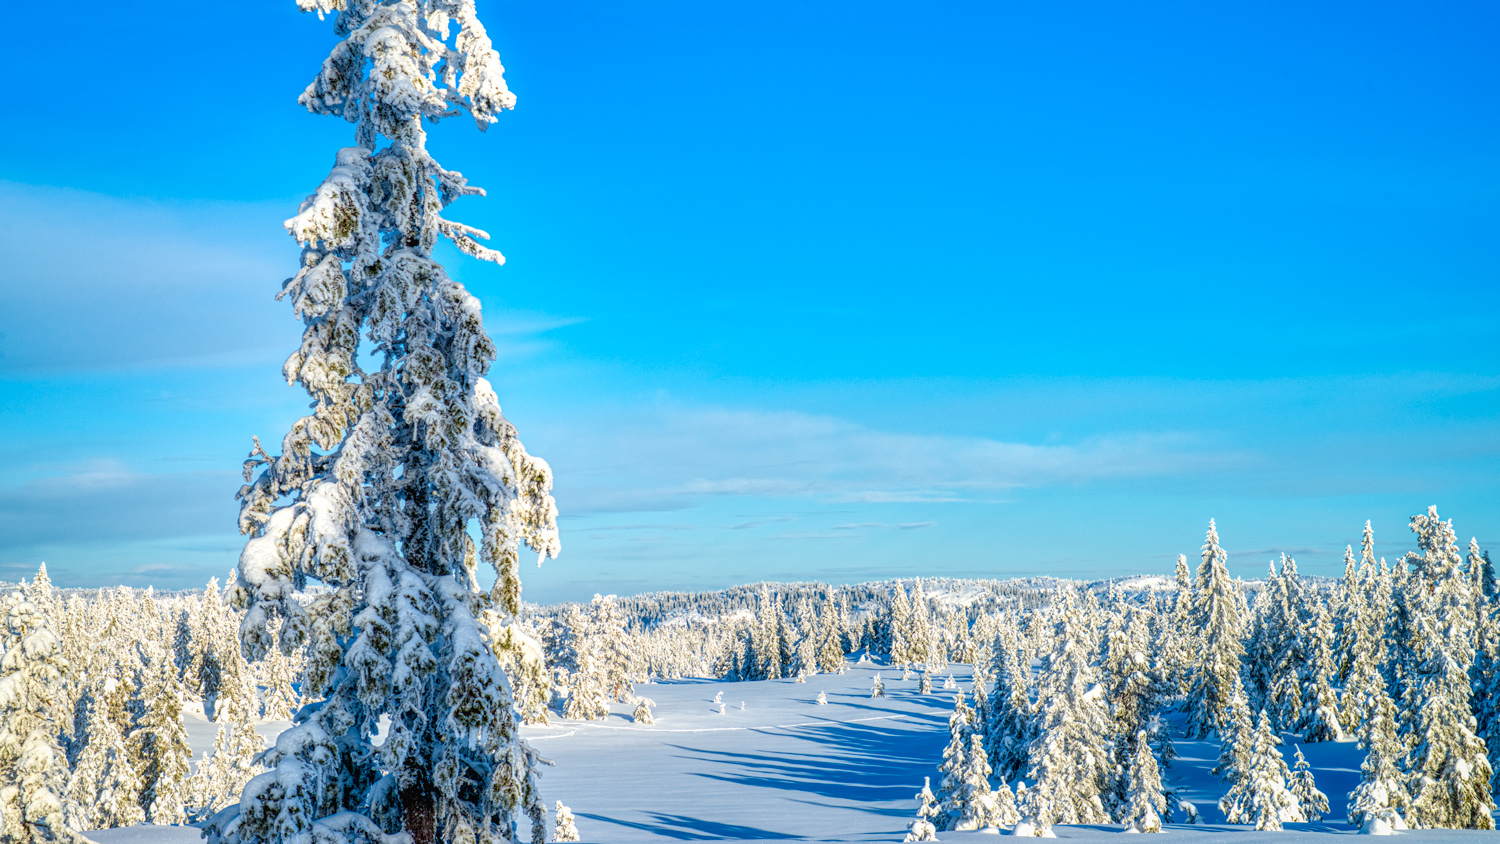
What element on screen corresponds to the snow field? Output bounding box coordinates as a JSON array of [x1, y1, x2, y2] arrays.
[[520, 661, 1465, 842]]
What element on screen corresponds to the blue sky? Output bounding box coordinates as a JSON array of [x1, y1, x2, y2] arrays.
[[1, 1, 1496, 603]]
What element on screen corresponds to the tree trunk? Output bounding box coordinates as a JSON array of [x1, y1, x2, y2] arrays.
[[401, 782, 436, 844]]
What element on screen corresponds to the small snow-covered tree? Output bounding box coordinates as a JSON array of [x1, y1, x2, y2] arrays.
[[1122, 730, 1165, 833], [128, 654, 193, 825], [257, 620, 304, 721], [905, 777, 941, 842], [187, 711, 266, 821], [64, 698, 144, 831], [815, 691, 827, 705], [631, 697, 655, 725], [1219, 710, 1303, 830], [1287, 747, 1328, 822], [219, 2, 564, 841], [0, 595, 91, 844], [1213, 674, 1253, 783], [872, 673, 886, 698], [552, 801, 579, 843]]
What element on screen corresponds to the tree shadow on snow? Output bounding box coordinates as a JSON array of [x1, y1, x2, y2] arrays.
[[576, 810, 793, 840], [665, 719, 948, 809]]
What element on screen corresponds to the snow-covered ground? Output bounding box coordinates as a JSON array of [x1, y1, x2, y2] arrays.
[[92, 659, 1500, 843]]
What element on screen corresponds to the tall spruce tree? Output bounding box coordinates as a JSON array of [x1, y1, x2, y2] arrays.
[[1022, 594, 1112, 826], [1186, 520, 1244, 739], [1402, 508, 1495, 830], [218, 3, 561, 843]]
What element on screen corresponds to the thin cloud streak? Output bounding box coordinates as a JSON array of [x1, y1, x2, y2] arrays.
[[548, 402, 1248, 515]]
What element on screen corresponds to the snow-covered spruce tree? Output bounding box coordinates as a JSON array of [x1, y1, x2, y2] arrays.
[[1401, 508, 1495, 830], [905, 778, 941, 842], [1100, 605, 1166, 810], [1022, 594, 1112, 826], [1297, 600, 1342, 743], [815, 594, 847, 674], [258, 621, 304, 721], [935, 692, 1007, 831], [218, 3, 562, 843], [551, 802, 578, 843], [129, 653, 193, 825], [1287, 747, 1328, 823], [1213, 674, 1253, 784], [888, 584, 914, 668], [1122, 730, 1165, 833], [0, 595, 90, 844], [631, 697, 655, 725], [1186, 520, 1245, 739], [1345, 672, 1409, 829], [1244, 556, 1302, 728], [64, 697, 144, 832], [1219, 710, 1303, 830], [985, 616, 1034, 781], [188, 710, 267, 822]]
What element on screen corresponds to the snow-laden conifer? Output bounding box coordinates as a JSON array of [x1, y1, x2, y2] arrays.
[[1022, 594, 1112, 826], [1345, 673, 1409, 829], [128, 653, 193, 825], [0, 594, 91, 844], [985, 620, 1034, 781], [1287, 746, 1328, 822], [815, 595, 846, 674], [1101, 606, 1166, 810], [905, 777, 941, 842], [552, 801, 579, 843], [631, 697, 655, 725], [1213, 674, 1253, 784], [1298, 601, 1342, 742], [1122, 731, 1165, 833], [65, 696, 145, 832], [1186, 520, 1244, 739], [217, 3, 562, 841], [257, 621, 303, 721], [1401, 508, 1495, 830], [1245, 557, 1302, 727], [1219, 710, 1303, 830], [872, 673, 886, 698], [935, 690, 1008, 832], [187, 710, 266, 822]]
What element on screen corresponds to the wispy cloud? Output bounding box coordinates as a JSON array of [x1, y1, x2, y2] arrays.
[[547, 402, 1248, 515], [832, 521, 936, 531], [0, 460, 239, 551], [0, 182, 582, 375]]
